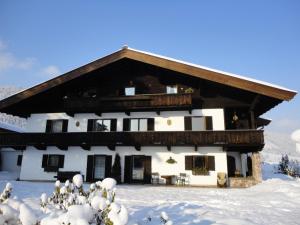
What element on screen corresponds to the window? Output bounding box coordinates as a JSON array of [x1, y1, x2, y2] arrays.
[[166, 85, 178, 94], [125, 87, 135, 96], [184, 116, 213, 131], [17, 155, 22, 166], [185, 155, 215, 171], [123, 118, 154, 131], [42, 154, 64, 172], [46, 120, 68, 133], [87, 119, 117, 132]]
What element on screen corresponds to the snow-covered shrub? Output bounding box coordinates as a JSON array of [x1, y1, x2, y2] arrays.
[[0, 175, 128, 225], [278, 154, 300, 177]]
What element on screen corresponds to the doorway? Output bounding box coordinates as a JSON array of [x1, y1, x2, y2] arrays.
[[227, 155, 236, 177], [86, 155, 112, 182], [124, 155, 151, 184]]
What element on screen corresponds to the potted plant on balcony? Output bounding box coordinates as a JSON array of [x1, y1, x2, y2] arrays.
[[192, 167, 209, 176]]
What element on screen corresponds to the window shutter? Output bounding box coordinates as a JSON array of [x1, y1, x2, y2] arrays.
[[143, 156, 152, 184], [110, 119, 117, 131], [124, 156, 133, 183], [58, 155, 65, 168], [184, 117, 192, 131], [62, 120, 68, 132], [105, 155, 112, 178], [205, 116, 213, 130], [87, 119, 94, 132], [45, 120, 52, 133], [208, 156, 215, 171], [185, 156, 193, 170], [123, 118, 130, 131], [17, 155, 23, 166], [147, 118, 154, 131], [86, 155, 94, 182], [42, 155, 48, 168]]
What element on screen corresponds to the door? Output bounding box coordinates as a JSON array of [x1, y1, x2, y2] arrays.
[[227, 156, 236, 177], [124, 155, 152, 184], [86, 155, 112, 182]]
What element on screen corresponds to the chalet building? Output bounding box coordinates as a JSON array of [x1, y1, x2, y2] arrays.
[[0, 47, 296, 187]]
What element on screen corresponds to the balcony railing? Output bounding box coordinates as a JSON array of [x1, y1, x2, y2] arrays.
[[63, 93, 195, 113], [0, 130, 264, 151]]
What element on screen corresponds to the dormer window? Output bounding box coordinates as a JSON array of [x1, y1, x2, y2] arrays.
[[125, 87, 135, 96], [166, 85, 178, 94]]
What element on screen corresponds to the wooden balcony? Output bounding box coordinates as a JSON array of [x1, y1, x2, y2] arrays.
[[0, 130, 264, 151], [63, 93, 196, 114]]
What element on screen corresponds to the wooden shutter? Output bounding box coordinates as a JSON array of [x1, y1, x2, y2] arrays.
[[105, 155, 112, 178], [208, 156, 215, 171], [17, 155, 23, 166], [58, 155, 65, 168], [123, 118, 130, 131], [143, 156, 152, 184], [62, 120, 68, 132], [87, 119, 94, 132], [205, 116, 213, 130], [184, 117, 192, 131], [42, 154, 48, 168], [110, 119, 117, 131], [45, 120, 52, 133], [185, 156, 193, 170], [124, 156, 132, 183], [147, 118, 155, 131], [86, 155, 94, 182]]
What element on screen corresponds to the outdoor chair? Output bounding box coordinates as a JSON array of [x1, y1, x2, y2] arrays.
[[217, 172, 227, 187], [177, 173, 188, 186], [151, 172, 160, 184]]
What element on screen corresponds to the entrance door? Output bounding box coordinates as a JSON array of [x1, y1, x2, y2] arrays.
[[124, 155, 151, 184], [86, 155, 112, 182], [227, 156, 236, 177]]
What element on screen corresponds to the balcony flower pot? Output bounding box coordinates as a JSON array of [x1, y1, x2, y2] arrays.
[[192, 167, 209, 176]]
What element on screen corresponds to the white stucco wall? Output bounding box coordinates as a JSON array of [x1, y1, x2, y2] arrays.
[[25, 109, 225, 132], [1, 148, 22, 178], [20, 146, 227, 186]]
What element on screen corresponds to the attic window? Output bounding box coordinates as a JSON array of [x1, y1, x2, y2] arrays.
[[125, 87, 135, 96], [166, 85, 177, 94]]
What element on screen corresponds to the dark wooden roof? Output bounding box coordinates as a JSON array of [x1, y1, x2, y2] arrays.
[[0, 47, 297, 111]]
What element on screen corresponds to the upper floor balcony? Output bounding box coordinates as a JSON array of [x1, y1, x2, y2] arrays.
[[0, 130, 264, 152], [62, 93, 201, 114]]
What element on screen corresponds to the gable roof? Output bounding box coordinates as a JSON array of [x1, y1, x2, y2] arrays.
[[0, 46, 297, 110]]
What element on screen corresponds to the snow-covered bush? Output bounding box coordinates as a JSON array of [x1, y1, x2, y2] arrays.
[[0, 175, 128, 225]]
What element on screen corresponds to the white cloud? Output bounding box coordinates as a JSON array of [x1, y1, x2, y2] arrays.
[[41, 65, 61, 77], [0, 39, 36, 72]]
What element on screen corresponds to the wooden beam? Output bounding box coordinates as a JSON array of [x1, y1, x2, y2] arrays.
[[189, 109, 192, 115], [250, 94, 260, 111], [66, 112, 74, 117], [135, 145, 141, 151], [12, 146, 26, 151], [167, 145, 171, 151], [194, 145, 198, 151], [156, 111, 160, 115], [80, 143, 90, 151], [95, 112, 102, 117], [107, 145, 115, 151], [57, 145, 68, 151], [34, 143, 46, 150], [125, 111, 130, 116]]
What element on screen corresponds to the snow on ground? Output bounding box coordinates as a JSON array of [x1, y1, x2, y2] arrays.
[[0, 165, 300, 225]]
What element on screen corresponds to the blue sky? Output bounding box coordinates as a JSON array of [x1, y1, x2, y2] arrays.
[[0, 0, 299, 133]]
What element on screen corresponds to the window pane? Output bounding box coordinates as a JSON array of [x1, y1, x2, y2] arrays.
[[194, 156, 205, 168], [94, 120, 110, 131], [48, 155, 59, 167], [192, 117, 205, 131], [166, 86, 177, 94], [94, 156, 106, 179], [125, 87, 135, 96], [130, 119, 139, 131], [102, 120, 111, 132], [52, 120, 63, 133], [139, 119, 148, 131]]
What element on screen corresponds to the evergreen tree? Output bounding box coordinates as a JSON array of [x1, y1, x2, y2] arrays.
[[111, 154, 121, 183]]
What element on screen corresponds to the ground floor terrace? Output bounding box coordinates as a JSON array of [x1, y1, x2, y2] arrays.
[[1, 145, 262, 187]]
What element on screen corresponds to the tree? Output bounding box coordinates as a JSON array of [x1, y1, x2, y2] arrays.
[[111, 154, 121, 183]]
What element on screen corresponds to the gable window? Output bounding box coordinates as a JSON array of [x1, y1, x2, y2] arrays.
[[166, 85, 178, 94], [87, 119, 117, 132], [184, 116, 213, 131], [46, 120, 68, 133], [42, 154, 64, 172], [125, 87, 135, 96], [123, 118, 154, 131], [185, 155, 215, 173]]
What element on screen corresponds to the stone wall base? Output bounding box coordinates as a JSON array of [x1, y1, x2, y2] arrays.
[[229, 177, 258, 188]]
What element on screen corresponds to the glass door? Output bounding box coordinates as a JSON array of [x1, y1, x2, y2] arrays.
[[94, 156, 106, 180]]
